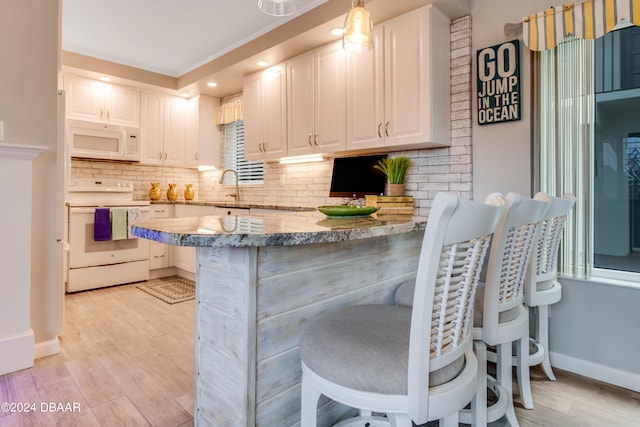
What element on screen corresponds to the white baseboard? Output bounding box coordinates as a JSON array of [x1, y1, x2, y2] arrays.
[[34, 337, 60, 359], [0, 329, 34, 375], [551, 351, 640, 392]]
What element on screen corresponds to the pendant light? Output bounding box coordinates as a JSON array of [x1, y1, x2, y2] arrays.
[[258, 0, 296, 17], [343, 0, 373, 52]]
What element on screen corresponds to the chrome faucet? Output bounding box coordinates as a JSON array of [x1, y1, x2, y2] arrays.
[[219, 169, 239, 202]]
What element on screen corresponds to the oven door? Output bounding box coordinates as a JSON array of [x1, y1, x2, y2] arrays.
[[68, 206, 150, 269]]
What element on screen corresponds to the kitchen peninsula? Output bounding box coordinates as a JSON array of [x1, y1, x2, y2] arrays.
[[132, 210, 427, 426]]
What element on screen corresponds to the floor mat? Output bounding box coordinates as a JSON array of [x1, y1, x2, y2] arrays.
[[137, 276, 195, 304]]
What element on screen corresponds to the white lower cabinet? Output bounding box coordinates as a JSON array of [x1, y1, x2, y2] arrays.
[[215, 206, 250, 216], [173, 205, 217, 275], [149, 242, 171, 270], [173, 246, 196, 275], [148, 204, 174, 277]]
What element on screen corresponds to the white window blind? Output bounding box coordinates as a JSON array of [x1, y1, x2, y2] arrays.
[[224, 121, 264, 185], [538, 35, 595, 279]]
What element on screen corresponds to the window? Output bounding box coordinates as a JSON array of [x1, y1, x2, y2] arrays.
[[593, 26, 640, 275], [223, 120, 264, 185], [538, 25, 640, 282]]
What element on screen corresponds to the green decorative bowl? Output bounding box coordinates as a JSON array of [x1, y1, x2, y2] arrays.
[[316, 205, 379, 217]]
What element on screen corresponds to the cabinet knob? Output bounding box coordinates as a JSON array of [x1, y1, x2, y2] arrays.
[[308, 134, 313, 147], [377, 123, 382, 138], [195, 152, 199, 160], [314, 132, 318, 146], [159, 151, 163, 160], [263, 141, 268, 152], [385, 121, 390, 137]]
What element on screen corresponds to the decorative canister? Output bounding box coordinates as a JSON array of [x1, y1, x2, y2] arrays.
[[149, 182, 161, 201], [184, 183, 195, 201], [167, 183, 178, 201]]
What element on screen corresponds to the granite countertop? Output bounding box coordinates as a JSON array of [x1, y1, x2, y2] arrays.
[[148, 200, 315, 212], [132, 210, 427, 248]]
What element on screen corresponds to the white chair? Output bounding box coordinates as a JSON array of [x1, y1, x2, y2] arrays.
[[471, 193, 549, 427], [395, 193, 550, 427], [298, 192, 505, 427], [524, 192, 575, 381]]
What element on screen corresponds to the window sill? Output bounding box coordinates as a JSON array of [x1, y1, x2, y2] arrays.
[[585, 268, 640, 289]]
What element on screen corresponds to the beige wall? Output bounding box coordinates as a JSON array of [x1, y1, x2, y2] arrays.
[[0, 1, 60, 351], [470, 0, 553, 199]]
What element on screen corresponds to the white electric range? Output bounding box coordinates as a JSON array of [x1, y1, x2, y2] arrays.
[[66, 178, 150, 292]]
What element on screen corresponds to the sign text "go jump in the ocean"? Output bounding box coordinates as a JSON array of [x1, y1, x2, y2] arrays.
[[477, 40, 521, 125]]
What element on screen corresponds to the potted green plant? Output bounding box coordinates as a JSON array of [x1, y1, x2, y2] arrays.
[[374, 156, 410, 196]]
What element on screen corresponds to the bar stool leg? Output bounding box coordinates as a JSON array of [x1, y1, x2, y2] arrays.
[[516, 334, 534, 409], [536, 304, 557, 381], [497, 342, 520, 427]]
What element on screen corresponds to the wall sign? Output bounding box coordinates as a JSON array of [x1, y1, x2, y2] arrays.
[[477, 40, 521, 125]]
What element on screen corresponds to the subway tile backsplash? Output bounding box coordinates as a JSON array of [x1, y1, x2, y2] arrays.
[[70, 159, 200, 202]]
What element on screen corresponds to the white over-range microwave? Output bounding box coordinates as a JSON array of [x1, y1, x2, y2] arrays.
[[67, 119, 140, 162]]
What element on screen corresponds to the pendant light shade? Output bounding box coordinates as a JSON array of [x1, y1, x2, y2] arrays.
[[343, 0, 373, 52], [258, 0, 296, 17]]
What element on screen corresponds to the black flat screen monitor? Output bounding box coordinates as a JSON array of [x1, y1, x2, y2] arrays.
[[329, 154, 387, 198]]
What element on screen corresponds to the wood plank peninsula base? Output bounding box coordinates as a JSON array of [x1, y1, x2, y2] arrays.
[[132, 211, 427, 426]]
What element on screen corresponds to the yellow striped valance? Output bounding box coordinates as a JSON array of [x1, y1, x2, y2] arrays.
[[216, 99, 243, 125], [523, 0, 640, 51]]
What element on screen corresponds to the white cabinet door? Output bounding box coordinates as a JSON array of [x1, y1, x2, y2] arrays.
[[243, 71, 264, 160], [106, 84, 141, 127], [140, 92, 166, 165], [262, 65, 287, 159], [314, 42, 346, 153], [163, 96, 188, 166], [173, 204, 215, 274], [148, 204, 173, 271], [65, 76, 140, 126], [288, 42, 346, 156], [383, 5, 450, 147], [244, 65, 287, 161], [173, 247, 196, 274], [185, 98, 200, 168], [346, 5, 451, 150], [287, 51, 316, 156], [346, 26, 384, 150], [185, 95, 221, 169], [65, 77, 104, 123], [149, 242, 171, 270]]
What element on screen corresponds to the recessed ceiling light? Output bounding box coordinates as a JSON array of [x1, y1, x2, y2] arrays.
[[98, 76, 111, 82], [207, 82, 217, 87], [257, 60, 270, 67], [331, 27, 345, 36]]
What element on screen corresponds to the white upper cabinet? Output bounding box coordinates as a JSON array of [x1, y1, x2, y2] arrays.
[[244, 64, 287, 161], [65, 76, 140, 127], [140, 92, 188, 166], [287, 41, 346, 156], [346, 5, 451, 150], [163, 96, 189, 166], [140, 92, 165, 165], [345, 26, 384, 150], [186, 95, 221, 168]]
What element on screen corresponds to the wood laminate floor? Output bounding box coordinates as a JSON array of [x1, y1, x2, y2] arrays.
[[1, 283, 638, 426]]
